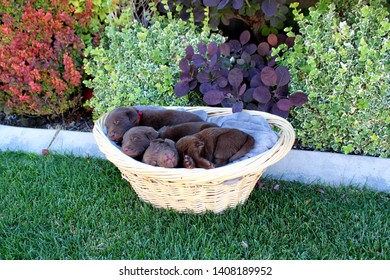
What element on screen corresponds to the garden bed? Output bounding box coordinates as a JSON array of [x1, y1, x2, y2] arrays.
[[0, 107, 94, 132]]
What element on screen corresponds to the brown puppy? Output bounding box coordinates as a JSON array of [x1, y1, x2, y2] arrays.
[[158, 121, 219, 141], [142, 138, 179, 168], [176, 127, 254, 169], [105, 107, 203, 143], [121, 126, 159, 158]]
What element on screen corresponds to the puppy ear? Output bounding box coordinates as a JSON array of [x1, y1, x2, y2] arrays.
[[124, 107, 138, 124], [145, 129, 159, 140], [164, 139, 176, 148]]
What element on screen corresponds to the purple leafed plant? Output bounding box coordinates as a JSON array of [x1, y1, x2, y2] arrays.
[[158, 0, 285, 29], [174, 30, 307, 118]]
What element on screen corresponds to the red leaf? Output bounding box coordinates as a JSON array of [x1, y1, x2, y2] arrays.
[[185, 45, 194, 59], [260, 66, 277, 86], [271, 103, 290, 118], [203, 0, 220, 6], [253, 86, 271, 103], [275, 66, 290, 87], [179, 58, 190, 72], [232, 101, 244, 113], [276, 99, 292, 111], [220, 43, 230, 56], [174, 81, 190, 97], [207, 41, 219, 58], [192, 54, 207, 67], [197, 42, 207, 55], [262, 0, 277, 17], [197, 71, 211, 83], [203, 90, 225, 105], [289, 92, 308, 106], [285, 37, 295, 48], [228, 68, 244, 88], [239, 84, 247, 96], [239, 30, 251, 45], [267, 33, 278, 47], [257, 42, 270, 56]]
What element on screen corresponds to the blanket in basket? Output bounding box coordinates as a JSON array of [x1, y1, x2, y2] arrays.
[[125, 106, 280, 163], [205, 110, 279, 161]]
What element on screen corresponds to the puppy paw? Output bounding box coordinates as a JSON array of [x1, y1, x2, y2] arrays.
[[183, 155, 196, 168], [198, 159, 215, 169], [205, 162, 215, 169]]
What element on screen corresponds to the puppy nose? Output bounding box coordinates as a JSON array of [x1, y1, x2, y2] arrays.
[[109, 132, 116, 139], [164, 153, 177, 166]]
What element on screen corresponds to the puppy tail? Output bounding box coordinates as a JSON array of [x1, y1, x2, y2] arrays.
[[228, 135, 255, 163]]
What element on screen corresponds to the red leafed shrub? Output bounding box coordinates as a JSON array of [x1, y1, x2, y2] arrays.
[[0, 1, 92, 116]]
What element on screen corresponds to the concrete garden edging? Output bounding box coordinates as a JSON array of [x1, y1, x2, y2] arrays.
[[263, 150, 389, 192], [1, 124, 389, 192], [0, 124, 105, 159]]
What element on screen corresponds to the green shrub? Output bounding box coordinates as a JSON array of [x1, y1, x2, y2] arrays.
[[69, 0, 121, 49], [273, 0, 390, 157], [83, 7, 225, 117]]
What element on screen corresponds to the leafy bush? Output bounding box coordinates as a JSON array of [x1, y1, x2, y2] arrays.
[[68, 0, 119, 49], [0, 2, 92, 116], [273, 0, 390, 157], [0, 0, 95, 34], [158, 0, 290, 33], [175, 30, 307, 118], [84, 8, 225, 117]]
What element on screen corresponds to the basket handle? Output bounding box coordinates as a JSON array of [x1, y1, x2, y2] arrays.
[[260, 113, 295, 169]]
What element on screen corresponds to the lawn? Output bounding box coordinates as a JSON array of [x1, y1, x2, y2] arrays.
[[0, 151, 388, 260]]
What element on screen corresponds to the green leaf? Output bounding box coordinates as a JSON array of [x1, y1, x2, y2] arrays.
[[342, 144, 354, 154]]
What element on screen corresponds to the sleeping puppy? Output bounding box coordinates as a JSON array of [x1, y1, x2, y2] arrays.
[[121, 126, 159, 158], [142, 138, 179, 168], [158, 121, 219, 141], [105, 106, 203, 143], [176, 127, 255, 169]]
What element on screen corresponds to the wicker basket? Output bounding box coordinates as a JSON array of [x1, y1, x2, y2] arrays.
[[93, 106, 295, 214]]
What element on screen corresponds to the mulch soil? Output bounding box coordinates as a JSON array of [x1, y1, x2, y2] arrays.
[[0, 107, 94, 132]]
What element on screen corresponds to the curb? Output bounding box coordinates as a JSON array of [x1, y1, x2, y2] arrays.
[[263, 150, 389, 192], [0, 124, 105, 159], [1, 124, 389, 192]]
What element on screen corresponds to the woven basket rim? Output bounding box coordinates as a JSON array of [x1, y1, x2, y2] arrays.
[[93, 106, 295, 184]]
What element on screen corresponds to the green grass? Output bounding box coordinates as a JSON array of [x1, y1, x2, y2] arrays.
[[0, 151, 388, 260]]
